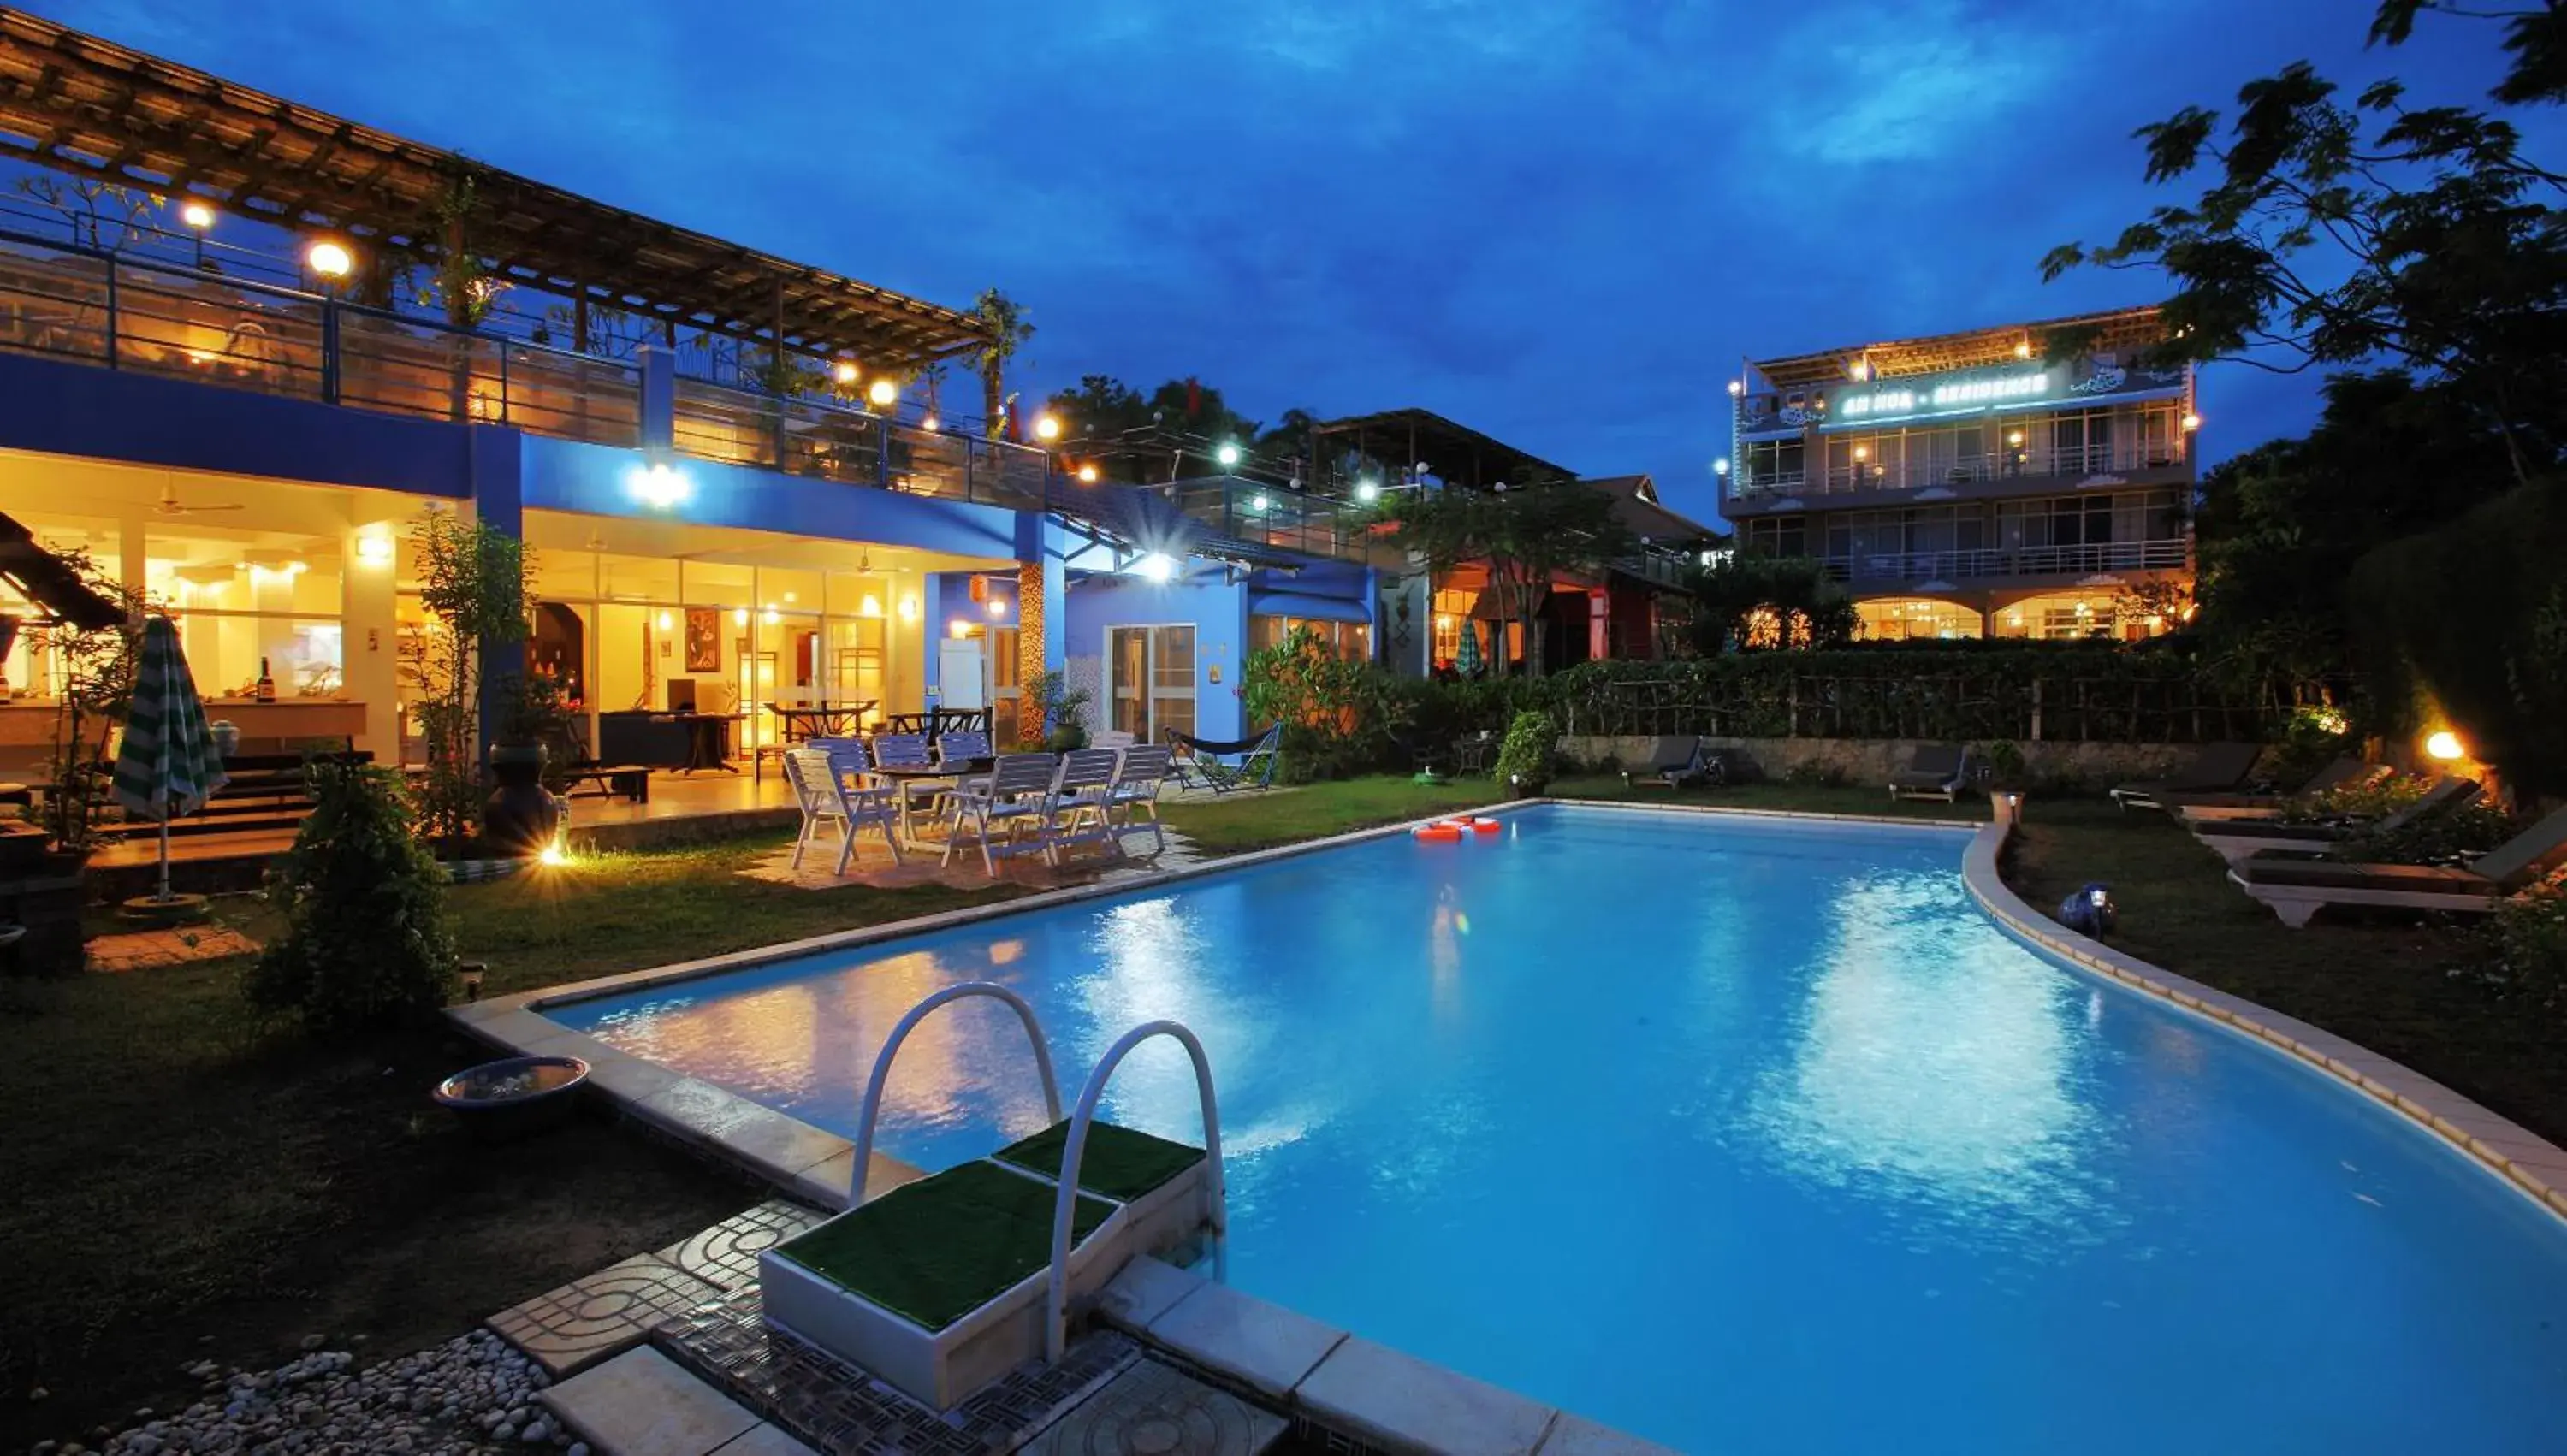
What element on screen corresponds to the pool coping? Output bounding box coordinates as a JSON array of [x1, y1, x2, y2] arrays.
[[1964, 821, 2567, 1225]]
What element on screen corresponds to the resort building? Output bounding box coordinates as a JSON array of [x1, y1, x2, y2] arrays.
[[0, 13, 1358, 776], [1722, 308, 2199, 640]]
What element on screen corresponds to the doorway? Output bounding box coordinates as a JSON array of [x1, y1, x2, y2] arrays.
[[1106, 624, 1196, 743]]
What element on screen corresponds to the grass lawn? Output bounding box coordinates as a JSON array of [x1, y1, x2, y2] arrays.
[[2006, 797, 2563, 1146]]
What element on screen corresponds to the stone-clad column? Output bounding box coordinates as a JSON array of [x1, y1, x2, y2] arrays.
[[1017, 561, 1046, 744]]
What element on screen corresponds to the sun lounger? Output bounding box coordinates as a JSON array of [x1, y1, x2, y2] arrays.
[[2194, 777, 2481, 866], [2230, 804, 2567, 927], [2108, 742, 2264, 812], [2169, 758, 2386, 820], [1622, 736, 1707, 789], [1168, 725, 1282, 795], [1888, 743, 1972, 802]]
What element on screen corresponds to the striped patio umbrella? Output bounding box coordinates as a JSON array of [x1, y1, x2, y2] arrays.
[[1452, 615, 1483, 678], [111, 615, 228, 903]]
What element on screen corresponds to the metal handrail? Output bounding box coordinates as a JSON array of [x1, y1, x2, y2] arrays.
[[1735, 435, 2187, 500], [1044, 1019, 1226, 1363], [849, 982, 1062, 1204], [1814, 538, 2191, 582]]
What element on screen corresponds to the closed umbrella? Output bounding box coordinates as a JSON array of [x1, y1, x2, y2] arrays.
[[1452, 616, 1483, 678], [111, 615, 228, 904]]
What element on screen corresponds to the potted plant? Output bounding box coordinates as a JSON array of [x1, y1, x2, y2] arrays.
[[1975, 739, 2031, 823], [1026, 670, 1093, 753], [1493, 708, 1558, 797], [482, 673, 566, 856]]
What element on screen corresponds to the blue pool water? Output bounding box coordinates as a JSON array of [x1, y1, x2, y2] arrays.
[[550, 805, 2567, 1453]]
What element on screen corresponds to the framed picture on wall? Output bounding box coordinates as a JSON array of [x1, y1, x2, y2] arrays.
[[684, 607, 720, 672]]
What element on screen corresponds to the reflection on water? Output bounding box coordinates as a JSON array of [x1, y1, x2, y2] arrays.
[[1747, 867, 2121, 1253]]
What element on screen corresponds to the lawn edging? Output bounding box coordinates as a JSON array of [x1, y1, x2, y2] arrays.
[[1967, 822, 2567, 1225]]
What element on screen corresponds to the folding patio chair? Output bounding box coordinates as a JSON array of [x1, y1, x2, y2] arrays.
[[784, 747, 903, 874], [941, 751, 1061, 873], [1104, 744, 1171, 854], [1047, 747, 1123, 855]]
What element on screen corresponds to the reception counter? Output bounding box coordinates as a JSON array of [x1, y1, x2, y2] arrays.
[[0, 698, 369, 756]]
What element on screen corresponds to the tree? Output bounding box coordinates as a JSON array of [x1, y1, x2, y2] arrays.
[[967, 289, 1035, 440], [1044, 374, 1289, 481], [409, 512, 533, 847], [1682, 553, 1858, 654], [2042, 2, 2567, 484], [1387, 474, 1633, 677]]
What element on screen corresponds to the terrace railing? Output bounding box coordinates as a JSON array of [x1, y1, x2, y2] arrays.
[[672, 375, 1049, 510], [1734, 436, 2189, 501], [0, 228, 641, 445], [1813, 538, 2190, 583]]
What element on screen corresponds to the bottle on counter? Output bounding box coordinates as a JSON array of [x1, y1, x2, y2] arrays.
[[0, 666, 11, 703], [255, 656, 276, 703]]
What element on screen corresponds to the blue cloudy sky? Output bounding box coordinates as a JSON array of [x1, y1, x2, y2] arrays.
[[35, 1, 2540, 523]]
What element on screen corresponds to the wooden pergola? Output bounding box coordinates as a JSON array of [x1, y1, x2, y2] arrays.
[[0, 9, 991, 369]]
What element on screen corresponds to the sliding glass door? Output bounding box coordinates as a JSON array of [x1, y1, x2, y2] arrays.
[[1106, 624, 1196, 743]]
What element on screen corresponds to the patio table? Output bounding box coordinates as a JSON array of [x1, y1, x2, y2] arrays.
[[869, 757, 995, 846]]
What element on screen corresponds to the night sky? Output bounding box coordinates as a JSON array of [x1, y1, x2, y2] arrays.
[[36, 1, 2552, 524]]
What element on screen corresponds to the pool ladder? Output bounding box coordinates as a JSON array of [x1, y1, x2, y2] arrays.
[[848, 982, 1229, 1365]]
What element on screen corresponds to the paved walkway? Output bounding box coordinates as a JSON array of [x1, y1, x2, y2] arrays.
[[735, 826, 1208, 892]]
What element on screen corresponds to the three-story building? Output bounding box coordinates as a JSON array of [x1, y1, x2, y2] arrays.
[[1721, 308, 2197, 640]]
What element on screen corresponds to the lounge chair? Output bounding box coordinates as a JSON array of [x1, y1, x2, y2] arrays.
[[1621, 736, 1707, 790], [1168, 724, 1283, 795], [2173, 758, 2388, 823], [2230, 804, 2567, 927], [2108, 742, 2264, 812], [783, 747, 903, 874], [2194, 777, 2481, 867], [1888, 743, 1972, 802], [941, 751, 1061, 873], [1046, 747, 1123, 855], [1103, 745, 1171, 853]]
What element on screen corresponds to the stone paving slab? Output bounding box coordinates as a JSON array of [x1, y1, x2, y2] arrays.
[[1295, 1335, 1556, 1456], [711, 1422, 822, 1456], [489, 1253, 726, 1378], [1144, 1279, 1345, 1400], [657, 1199, 829, 1291], [1020, 1358, 1287, 1455], [87, 923, 258, 972], [543, 1345, 762, 1456]]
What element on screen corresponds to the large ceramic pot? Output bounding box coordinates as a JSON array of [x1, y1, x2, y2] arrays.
[[480, 742, 559, 856]]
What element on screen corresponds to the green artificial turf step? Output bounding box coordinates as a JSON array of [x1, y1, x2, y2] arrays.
[[772, 1160, 1114, 1333], [992, 1120, 1206, 1204]]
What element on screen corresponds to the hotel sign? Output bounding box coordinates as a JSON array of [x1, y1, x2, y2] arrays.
[[1743, 358, 2186, 432]]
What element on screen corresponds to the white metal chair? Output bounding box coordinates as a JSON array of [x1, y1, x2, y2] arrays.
[[942, 752, 1061, 873], [937, 730, 993, 766], [1105, 744, 1171, 853], [785, 747, 904, 874], [1089, 730, 1136, 749], [1049, 748, 1123, 855]]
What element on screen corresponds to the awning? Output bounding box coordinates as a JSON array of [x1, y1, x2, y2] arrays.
[[1248, 590, 1370, 625]]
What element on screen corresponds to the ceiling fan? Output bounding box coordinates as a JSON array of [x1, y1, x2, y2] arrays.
[[152, 480, 246, 516]]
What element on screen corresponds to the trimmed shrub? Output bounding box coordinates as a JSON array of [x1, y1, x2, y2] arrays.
[[246, 757, 458, 1032], [1491, 710, 1558, 795], [2477, 868, 2567, 1018]]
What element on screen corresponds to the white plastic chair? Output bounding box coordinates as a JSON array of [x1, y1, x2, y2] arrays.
[[1105, 744, 1171, 853], [942, 752, 1061, 873], [1049, 748, 1123, 854], [785, 747, 904, 874]]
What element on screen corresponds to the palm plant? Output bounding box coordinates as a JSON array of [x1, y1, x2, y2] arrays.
[[967, 289, 1034, 440]]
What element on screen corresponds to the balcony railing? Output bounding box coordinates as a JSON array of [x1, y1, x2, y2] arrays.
[[1735, 438, 2188, 502], [1163, 479, 1408, 568], [670, 376, 1047, 509], [0, 228, 641, 445], [1815, 538, 2190, 583]]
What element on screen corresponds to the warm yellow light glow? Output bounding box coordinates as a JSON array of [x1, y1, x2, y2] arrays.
[[2006, 429, 2025, 447], [987, 598, 1007, 618], [950, 619, 973, 638], [898, 594, 920, 620], [2426, 730, 2464, 761], [762, 607, 780, 625], [1033, 413, 1062, 442], [353, 533, 394, 566], [866, 378, 898, 408], [1852, 445, 1869, 461], [538, 841, 569, 867], [1076, 464, 1099, 483], [2013, 340, 2033, 359], [1435, 613, 1454, 630], [305, 240, 353, 279], [656, 611, 673, 631], [921, 413, 940, 433], [859, 593, 883, 619], [782, 591, 797, 603], [180, 201, 216, 231], [1848, 358, 1870, 382], [732, 607, 749, 627], [833, 360, 859, 386], [2181, 411, 2202, 431]]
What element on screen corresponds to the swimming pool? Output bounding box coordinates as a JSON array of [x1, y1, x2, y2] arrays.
[[548, 804, 2567, 1453]]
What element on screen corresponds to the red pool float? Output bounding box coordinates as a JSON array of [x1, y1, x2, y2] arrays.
[[1412, 821, 1464, 842]]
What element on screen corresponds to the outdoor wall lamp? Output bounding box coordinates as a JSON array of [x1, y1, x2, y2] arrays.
[[305, 239, 353, 280], [2427, 731, 2465, 761]]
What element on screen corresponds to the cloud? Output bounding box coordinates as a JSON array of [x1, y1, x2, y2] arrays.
[[1770, 2, 2070, 165]]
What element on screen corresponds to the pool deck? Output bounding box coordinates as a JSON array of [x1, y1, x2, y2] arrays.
[[452, 797, 2567, 1453]]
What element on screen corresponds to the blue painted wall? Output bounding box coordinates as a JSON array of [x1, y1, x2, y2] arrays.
[[1063, 567, 1248, 742]]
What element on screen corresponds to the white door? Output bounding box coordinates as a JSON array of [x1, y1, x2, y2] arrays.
[[1106, 625, 1196, 743], [937, 638, 988, 710]]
